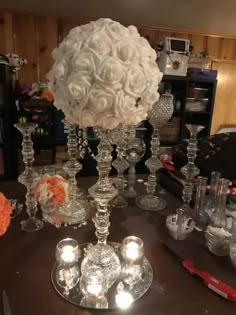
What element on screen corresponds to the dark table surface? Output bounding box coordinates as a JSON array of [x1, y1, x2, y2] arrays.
[[0, 177, 236, 315]]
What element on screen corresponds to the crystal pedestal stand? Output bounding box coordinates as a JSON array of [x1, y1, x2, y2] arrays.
[[111, 126, 130, 208], [166, 124, 204, 240], [61, 121, 88, 225], [15, 123, 44, 231], [177, 124, 204, 216], [81, 129, 121, 288], [136, 94, 173, 211]]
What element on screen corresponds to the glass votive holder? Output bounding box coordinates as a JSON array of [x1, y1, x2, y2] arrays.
[[55, 238, 81, 293], [205, 226, 232, 256], [115, 282, 134, 309], [121, 263, 143, 289], [56, 238, 80, 266], [230, 243, 236, 268], [166, 213, 195, 241], [80, 266, 108, 300], [121, 236, 144, 264]]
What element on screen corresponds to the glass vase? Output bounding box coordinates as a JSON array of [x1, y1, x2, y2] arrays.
[[230, 218, 236, 268], [136, 94, 173, 211], [81, 128, 121, 288], [125, 137, 146, 198], [15, 123, 44, 232], [166, 124, 204, 240], [193, 176, 208, 231], [60, 121, 88, 225], [205, 171, 221, 218], [206, 178, 232, 256]]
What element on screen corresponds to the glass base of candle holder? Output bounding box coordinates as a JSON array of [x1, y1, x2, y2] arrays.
[[124, 190, 137, 198], [21, 217, 44, 232], [51, 242, 153, 310], [135, 195, 166, 211], [59, 200, 89, 226], [111, 195, 128, 208]]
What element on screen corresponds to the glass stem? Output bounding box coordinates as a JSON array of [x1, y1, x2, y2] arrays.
[[89, 129, 118, 245], [127, 163, 136, 195], [65, 122, 82, 201], [181, 129, 199, 214], [22, 130, 37, 218], [115, 145, 126, 197], [146, 128, 160, 196]]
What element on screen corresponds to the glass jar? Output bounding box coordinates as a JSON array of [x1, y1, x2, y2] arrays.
[[206, 178, 232, 256], [205, 171, 221, 218], [193, 176, 207, 231]]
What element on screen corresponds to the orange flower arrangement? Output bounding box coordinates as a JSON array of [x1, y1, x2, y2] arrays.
[[34, 175, 68, 207], [0, 192, 13, 236], [41, 88, 54, 102]]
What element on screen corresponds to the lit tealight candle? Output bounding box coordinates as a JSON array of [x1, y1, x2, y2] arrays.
[[121, 236, 144, 263], [115, 290, 134, 309], [87, 278, 103, 296], [125, 241, 140, 260], [56, 238, 80, 265], [80, 266, 107, 299], [61, 245, 76, 263]]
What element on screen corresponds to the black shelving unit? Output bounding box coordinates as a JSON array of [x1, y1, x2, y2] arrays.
[[0, 63, 18, 180], [159, 73, 217, 145]]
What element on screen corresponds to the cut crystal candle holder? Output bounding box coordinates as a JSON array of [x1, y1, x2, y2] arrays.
[[136, 94, 173, 211], [15, 123, 44, 232], [55, 238, 81, 294], [120, 236, 144, 288], [80, 266, 108, 300]]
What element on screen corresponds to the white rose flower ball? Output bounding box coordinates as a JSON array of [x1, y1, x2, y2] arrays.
[[47, 18, 163, 129]]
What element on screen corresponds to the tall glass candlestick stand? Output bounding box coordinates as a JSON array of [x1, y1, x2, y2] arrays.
[[15, 123, 44, 232], [61, 121, 88, 225], [81, 129, 121, 288], [136, 94, 173, 211], [110, 126, 130, 208], [177, 124, 204, 216], [166, 124, 204, 240]]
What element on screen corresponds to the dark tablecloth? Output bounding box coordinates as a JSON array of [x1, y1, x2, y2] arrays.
[[0, 177, 235, 315]]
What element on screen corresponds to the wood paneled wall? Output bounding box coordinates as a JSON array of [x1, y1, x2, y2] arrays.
[[0, 10, 236, 133], [211, 61, 236, 134]]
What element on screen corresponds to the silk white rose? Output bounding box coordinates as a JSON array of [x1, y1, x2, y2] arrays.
[[48, 18, 163, 128]]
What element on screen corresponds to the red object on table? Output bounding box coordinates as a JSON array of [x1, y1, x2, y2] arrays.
[[182, 260, 236, 301], [164, 243, 236, 301]]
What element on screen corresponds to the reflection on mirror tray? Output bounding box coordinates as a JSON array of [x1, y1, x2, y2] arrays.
[[51, 242, 153, 310]]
